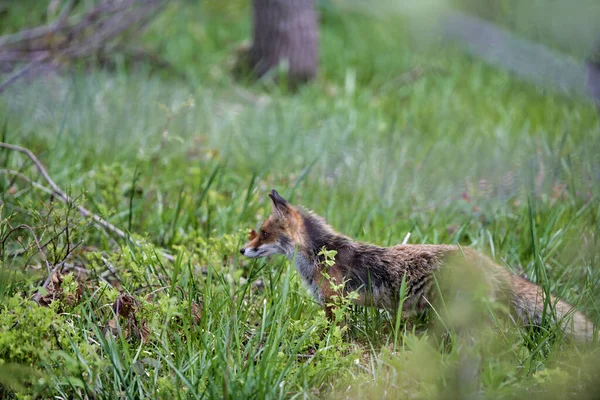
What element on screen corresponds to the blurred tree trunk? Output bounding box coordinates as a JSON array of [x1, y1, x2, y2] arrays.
[[587, 41, 600, 106], [248, 0, 318, 84]]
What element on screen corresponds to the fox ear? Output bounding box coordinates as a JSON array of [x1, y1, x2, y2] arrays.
[[248, 229, 258, 241], [269, 189, 291, 219]]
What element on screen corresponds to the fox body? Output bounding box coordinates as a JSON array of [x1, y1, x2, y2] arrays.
[[241, 190, 595, 341]]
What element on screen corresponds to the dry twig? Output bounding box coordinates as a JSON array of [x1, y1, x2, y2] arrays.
[[0, 142, 175, 262], [0, 59, 46, 94], [1, 223, 52, 273]]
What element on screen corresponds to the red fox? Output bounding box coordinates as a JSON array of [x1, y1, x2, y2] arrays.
[[240, 190, 595, 341]]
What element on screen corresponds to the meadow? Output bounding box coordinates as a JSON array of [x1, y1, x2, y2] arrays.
[[1, 1, 600, 398]]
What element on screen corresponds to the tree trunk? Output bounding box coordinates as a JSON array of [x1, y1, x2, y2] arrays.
[[587, 40, 600, 106], [249, 0, 318, 84], [587, 60, 600, 106]]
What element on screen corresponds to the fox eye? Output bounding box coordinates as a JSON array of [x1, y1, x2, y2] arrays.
[[261, 230, 268, 239]]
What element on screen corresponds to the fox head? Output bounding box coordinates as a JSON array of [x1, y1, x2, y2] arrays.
[[240, 190, 302, 259]]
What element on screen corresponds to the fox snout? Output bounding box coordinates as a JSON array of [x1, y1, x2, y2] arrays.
[[240, 242, 256, 257], [239, 244, 274, 258], [240, 229, 259, 257], [239, 246, 260, 256], [240, 228, 289, 258]]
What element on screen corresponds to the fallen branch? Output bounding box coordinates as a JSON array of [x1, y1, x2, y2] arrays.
[[0, 0, 168, 92], [0, 142, 175, 262], [0, 0, 75, 48], [0, 59, 45, 94]]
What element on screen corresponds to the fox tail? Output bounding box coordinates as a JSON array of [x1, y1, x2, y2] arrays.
[[510, 275, 596, 342]]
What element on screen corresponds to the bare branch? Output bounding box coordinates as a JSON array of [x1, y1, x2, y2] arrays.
[[62, 3, 163, 58], [0, 51, 51, 62], [0, 0, 74, 48], [0, 168, 58, 197], [1, 224, 52, 273], [0, 143, 175, 262], [0, 59, 46, 94], [0, 0, 169, 92], [101, 255, 121, 281]]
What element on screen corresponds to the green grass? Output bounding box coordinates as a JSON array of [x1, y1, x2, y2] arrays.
[[1, 1, 600, 398]]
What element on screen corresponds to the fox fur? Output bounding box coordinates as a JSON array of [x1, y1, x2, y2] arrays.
[[240, 190, 595, 342]]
